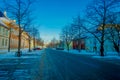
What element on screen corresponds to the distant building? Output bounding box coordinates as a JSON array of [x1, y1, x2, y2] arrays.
[[72, 38, 85, 50], [85, 35, 116, 53], [71, 25, 118, 54]]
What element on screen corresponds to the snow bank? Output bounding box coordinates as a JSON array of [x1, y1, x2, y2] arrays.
[[63, 49, 120, 58], [93, 52, 120, 60], [0, 49, 44, 59]]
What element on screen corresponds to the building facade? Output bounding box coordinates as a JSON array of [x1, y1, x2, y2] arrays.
[[0, 21, 9, 50], [0, 11, 34, 51]]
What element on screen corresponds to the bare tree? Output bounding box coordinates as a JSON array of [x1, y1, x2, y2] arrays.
[[26, 28, 33, 52], [85, 0, 120, 56], [38, 39, 44, 48], [106, 12, 120, 54], [51, 38, 59, 48], [71, 15, 86, 52], [3, 0, 35, 57], [61, 25, 75, 51], [25, 12, 36, 52], [31, 27, 40, 49]]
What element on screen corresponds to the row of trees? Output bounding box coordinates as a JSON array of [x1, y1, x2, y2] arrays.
[[60, 0, 120, 56], [0, 0, 41, 57]]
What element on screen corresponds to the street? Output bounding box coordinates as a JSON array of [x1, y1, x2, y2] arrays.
[[0, 49, 120, 80]]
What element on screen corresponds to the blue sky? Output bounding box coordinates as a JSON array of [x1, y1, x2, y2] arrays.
[[0, 0, 92, 43], [34, 0, 92, 43]]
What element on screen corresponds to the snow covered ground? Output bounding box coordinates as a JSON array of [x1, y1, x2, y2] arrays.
[[92, 52, 120, 60], [0, 49, 28, 54], [0, 49, 44, 80], [62, 49, 120, 60], [0, 49, 44, 59]]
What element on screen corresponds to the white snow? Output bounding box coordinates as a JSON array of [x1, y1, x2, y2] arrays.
[[62, 49, 120, 60], [0, 49, 44, 59], [92, 52, 120, 60]]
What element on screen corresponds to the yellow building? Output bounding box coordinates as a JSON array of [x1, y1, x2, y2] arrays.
[[0, 11, 29, 50], [0, 19, 9, 50], [21, 32, 29, 49], [0, 11, 41, 51]]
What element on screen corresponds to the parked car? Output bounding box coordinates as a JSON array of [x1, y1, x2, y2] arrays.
[[33, 47, 41, 50]]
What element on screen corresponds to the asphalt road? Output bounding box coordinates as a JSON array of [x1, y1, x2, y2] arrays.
[[0, 49, 120, 80], [39, 49, 120, 80]]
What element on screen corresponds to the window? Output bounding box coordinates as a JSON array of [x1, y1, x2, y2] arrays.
[[2, 38, 4, 46], [6, 29, 8, 36], [5, 39, 8, 46], [3, 28, 5, 35]]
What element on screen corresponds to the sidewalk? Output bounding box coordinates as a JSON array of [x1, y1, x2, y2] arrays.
[[0, 50, 44, 80]]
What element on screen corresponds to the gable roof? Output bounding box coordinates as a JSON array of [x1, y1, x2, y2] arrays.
[[0, 20, 8, 29]]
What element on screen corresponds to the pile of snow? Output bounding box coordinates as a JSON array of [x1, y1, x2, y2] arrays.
[[92, 51, 120, 60], [0, 50, 8, 53], [63, 49, 120, 57]]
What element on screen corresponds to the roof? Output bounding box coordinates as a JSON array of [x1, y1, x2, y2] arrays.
[[0, 17, 19, 30], [0, 20, 8, 29]]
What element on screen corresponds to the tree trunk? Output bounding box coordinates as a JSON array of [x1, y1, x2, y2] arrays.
[[113, 42, 119, 55], [78, 39, 81, 52], [100, 42, 104, 56], [34, 37, 36, 49], [17, 29, 21, 57], [67, 44, 70, 52], [28, 37, 31, 52], [17, 0, 21, 57]]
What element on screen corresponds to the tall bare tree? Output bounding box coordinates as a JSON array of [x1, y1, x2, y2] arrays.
[[85, 0, 120, 56], [3, 0, 35, 57], [72, 15, 86, 52], [25, 12, 36, 52], [106, 12, 120, 54], [31, 27, 40, 49], [61, 25, 75, 51]]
